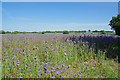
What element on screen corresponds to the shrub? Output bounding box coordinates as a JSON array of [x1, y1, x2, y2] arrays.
[[100, 30, 106, 34], [63, 31, 69, 34], [42, 32, 45, 34]]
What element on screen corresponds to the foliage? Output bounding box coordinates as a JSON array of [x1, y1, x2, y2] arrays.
[[100, 30, 106, 34], [0, 30, 115, 34], [92, 30, 114, 34], [42, 32, 45, 34], [88, 30, 91, 32], [0, 30, 5, 34], [93, 30, 98, 32], [12, 31, 19, 34], [5, 31, 11, 34], [109, 14, 120, 36], [63, 31, 69, 34]]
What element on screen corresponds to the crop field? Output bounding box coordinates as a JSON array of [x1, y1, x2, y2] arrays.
[[1, 34, 120, 78]]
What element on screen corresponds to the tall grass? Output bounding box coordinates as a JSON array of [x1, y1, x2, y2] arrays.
[[2, 34, 118, 78]]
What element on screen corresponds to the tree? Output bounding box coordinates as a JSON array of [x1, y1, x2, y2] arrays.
[[88, 30, 91, 32], [100, 30, 106, 34], [42, 32, 45, 34], [12, 31, 19, 34], [109, 14, 120, 36], [0, 30, 5, 34], [6, 31, 11, 34], [63, 31, 69, 34]]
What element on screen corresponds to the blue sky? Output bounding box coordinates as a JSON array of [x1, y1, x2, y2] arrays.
[[2, 2, 118, 31]]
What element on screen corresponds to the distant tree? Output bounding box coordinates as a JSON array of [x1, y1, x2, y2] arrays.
[[12, 31, 19, 34], [6, 31, 11, 34], [92, 30, 98, 33], [32, 32, 37, 33], [42, 32, 45, 34], [77, 31, 86, 33], [100, 30, 106, 34], [0, 30, 5, 34], [63, 31, 69, 34], [109, 14, 120, 36], [46, 31, 51, 33], [88, 30, 91, 32]]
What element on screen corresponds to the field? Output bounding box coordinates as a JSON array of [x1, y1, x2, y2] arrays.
[[1, 34, 120, 78]]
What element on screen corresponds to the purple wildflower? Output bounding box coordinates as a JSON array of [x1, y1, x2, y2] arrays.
[[79, 71, 82, 74], [51, 76, 55, 78], [61, 76, 64, 78], [67, 65, 70, 68], [74, 74, 76, 76], [4, 54, 8, 58], [16, 60, 20, 66], [46, 70, 50, 74], [52, 69, 55, 72], [55, 70, 61, 75], [62, 64, 65, 67], [28, 50, 31, 52], [42, 62, 45, 65], [93, 61, 96, 67], [55, 65, 60, 69], [39, 65, 42, 69], [64, 50, 67, 52], [62, 68, 66, 71], [44, 63, 49, 69], [12, 55, 16, 60], [38, 72, 41, 76]]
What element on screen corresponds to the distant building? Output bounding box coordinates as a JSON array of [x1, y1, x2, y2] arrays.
[[118, 1, 120, 14]]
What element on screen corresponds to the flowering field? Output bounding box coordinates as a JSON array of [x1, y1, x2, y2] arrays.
[[1, 34, 119, 78]]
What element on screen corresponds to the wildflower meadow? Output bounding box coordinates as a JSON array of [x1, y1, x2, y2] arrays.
[[1, 34, 119, 78]]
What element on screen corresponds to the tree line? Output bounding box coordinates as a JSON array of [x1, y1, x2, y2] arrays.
[[0, 14, 120, 35], [0, 30, 114, 34]]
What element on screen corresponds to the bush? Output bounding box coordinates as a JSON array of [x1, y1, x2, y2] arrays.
[[6, 31, 11, 34], [42, 32, 45, 34], [63, 31, 69, 34], [100, 30, 106, 34], [12, 31, 19, 34], [92, 30, 98, 33]]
